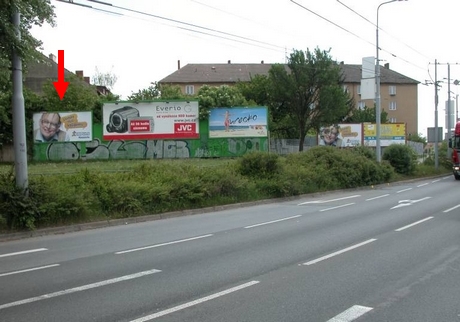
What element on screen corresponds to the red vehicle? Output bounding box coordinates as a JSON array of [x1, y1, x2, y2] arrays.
[[451, 122, 460, 180]]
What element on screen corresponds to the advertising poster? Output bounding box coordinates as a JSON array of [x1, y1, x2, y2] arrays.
[[363, 123, 406, 146], [102, 101, 199, 140], [33, 111, 92, 143], [318, 124, 362, 147], [209, 107, 268, 138]]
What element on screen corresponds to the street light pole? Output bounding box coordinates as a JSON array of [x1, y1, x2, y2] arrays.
[[376, 0, 406, 162]]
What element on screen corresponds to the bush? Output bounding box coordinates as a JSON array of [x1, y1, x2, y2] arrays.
[[237, 151, 282, 178], [382, 144, 418, 175]]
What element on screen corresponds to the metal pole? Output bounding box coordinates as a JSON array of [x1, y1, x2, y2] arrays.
[[376, 0, 399, 162], [11, 8, 29, 192], [448, 63, 452, 158], [434, 60, 438, 170]]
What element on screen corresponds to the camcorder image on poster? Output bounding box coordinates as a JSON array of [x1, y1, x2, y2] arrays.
[[106, 106, 140, 133]]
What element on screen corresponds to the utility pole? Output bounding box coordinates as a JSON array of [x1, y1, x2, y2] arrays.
[[11, 7, 29, 192], [448, 64, 452, 158], [434, 59, 439, 170]]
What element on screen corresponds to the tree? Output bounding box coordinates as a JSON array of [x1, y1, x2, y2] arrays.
[[91, 66, 118, 90], [197, 85, 247, 120], [345, 105, 388, 124], [408, 132, 427, 145], [0, 0, 55, 91], [128, 82, 184, 101], [268, 48, 353, 151]]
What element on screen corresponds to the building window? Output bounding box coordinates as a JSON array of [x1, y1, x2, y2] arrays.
[[357, 85, 361, 95], [343, 85, 349, 93], [185, 85, 194, 95], [357, 101, 366, 110], [389, 101, 397, 110], [389, 117, 397, 123], [389, 85, 396, 96]]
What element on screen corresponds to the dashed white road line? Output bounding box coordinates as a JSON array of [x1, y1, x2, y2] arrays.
[[244, 215, 302, 229], [0, 268, 161, 310], [396, 188, 412, 194], [115, 234, 213, 254], [0, 248, 48, 258], [0, 264, 60, 277], [303, 239, 377, 266], [327, 305, 373, 322], [366, 194, 389, 201], [130, 281, 260, 321], [417, 183, 429, 188], [431, 179, 441, 183], [443, 204, 460, 213], [395, 217, 434, 232], [298, 195, 360, 206], [320, 203, 355, 212]]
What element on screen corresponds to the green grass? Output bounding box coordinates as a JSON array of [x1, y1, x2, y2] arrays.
[[0, 158, 238, 176]]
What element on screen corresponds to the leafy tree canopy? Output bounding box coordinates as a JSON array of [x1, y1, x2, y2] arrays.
[[0, 0, 55, 91], [344, 105, 388, 124], [268, 48, 353, 151], [197, 85, 247, 120], [128, 82, 184, 101]]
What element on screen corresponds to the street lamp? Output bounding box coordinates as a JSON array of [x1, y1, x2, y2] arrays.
[[376, 0, 407, 162]]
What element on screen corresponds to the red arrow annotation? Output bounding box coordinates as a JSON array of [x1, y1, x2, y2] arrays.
[[53, 50, 69, 100]]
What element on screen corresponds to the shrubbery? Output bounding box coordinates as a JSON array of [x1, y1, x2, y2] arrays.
[[0, 146, 446, 232], [382, 144, 418, 175]]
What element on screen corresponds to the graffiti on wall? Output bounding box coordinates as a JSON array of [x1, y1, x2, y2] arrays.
[[34, 137, 268, 161]]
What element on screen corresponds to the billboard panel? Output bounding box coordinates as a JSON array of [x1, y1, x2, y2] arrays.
[[209, 107, 268, 138], [103, 101, 199, 140], [33, 111, 92, 143], [318, 124, 362, 147], [363, 123, 406, 146]]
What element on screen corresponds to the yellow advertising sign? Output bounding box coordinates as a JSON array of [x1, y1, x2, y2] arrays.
[[363, 123, 406, 146]]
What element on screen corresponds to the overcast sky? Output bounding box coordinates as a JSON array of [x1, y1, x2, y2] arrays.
[[31, 0, 460, 137]]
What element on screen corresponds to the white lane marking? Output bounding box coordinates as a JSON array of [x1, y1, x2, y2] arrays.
[[298, 195, 360, 206], [417, 183, 429, 187], [431, 179, 441, 183], [0, 264, 60, 277], [244, 215, 302, 229], [444, 204, 460, 213], [0, 248, 47, 258], [130, 281, 260, 321], [366, 194, 389, 201], [319, 203, 355, 212], [396, 188, 412, 193], [395, 217, 434, 232], [303, 239, 377, 266], [0, 268, 161, 310], [327, 305, 373, 322], [115, 234, 213, 254], [391, 197, 432, 209], [442, 176, 451, 180]]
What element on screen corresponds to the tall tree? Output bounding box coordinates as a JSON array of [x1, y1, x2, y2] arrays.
[[268, 48, 353, 151], [0, 0, 55, 91]]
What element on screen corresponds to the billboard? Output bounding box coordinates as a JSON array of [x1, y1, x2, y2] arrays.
[[363, 123, 406, 146], [103, 101, 199, 140], [33, 111, 92, 143], [209, 107, 268, 138], [318, 124, 362, 147]]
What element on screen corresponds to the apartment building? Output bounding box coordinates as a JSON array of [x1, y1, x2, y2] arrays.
[[159, 60, 420, 135]]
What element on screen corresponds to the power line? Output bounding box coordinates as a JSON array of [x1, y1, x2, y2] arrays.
[[82, 0, 285, 50]]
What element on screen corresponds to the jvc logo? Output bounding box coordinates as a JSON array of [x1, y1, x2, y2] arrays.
[[175, 123, 195, 132], [178, 125, 192, 131]]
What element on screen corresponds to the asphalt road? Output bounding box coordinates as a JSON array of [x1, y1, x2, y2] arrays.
[[1, 175, 460, 321]]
